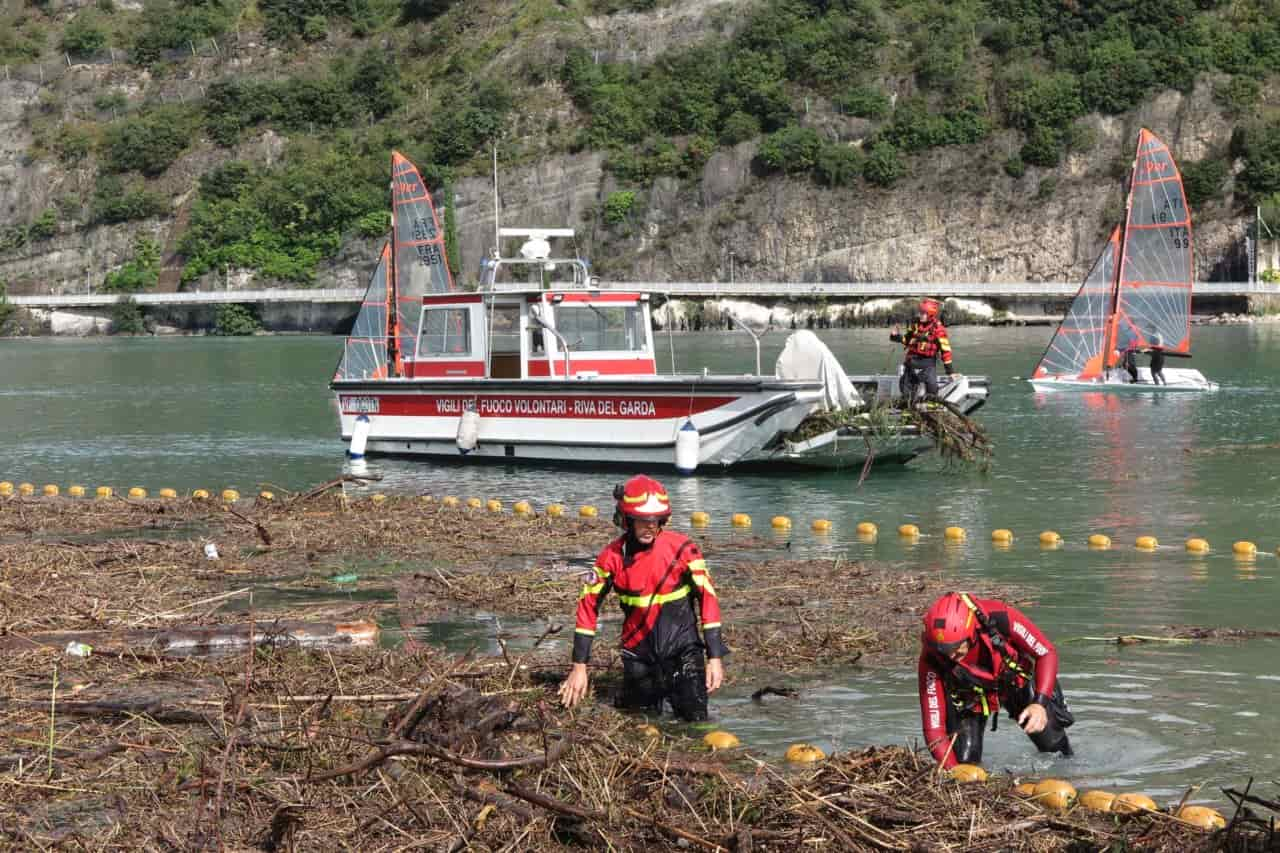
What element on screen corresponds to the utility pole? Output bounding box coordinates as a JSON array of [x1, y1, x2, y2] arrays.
[[729, 250, 735, 285]]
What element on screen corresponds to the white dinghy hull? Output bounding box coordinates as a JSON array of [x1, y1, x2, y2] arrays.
[[1030, 366, 1218, 393]]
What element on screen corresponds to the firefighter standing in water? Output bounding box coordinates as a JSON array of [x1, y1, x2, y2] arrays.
[[558, 475, 727, 721], [890, 298, 956, 403], [918, 592, 1074, 769]]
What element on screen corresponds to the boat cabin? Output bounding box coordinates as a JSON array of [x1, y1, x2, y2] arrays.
[[402, 229, 656, 381]]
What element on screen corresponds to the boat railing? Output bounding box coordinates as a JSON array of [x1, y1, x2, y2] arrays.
[[480, 257, 594, 291], [529, 312, 572, 379], [724, 312, 767, 375]]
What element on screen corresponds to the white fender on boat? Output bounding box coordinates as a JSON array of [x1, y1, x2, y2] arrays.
[[675, 419, 700, 474], [348, 414, 371, 459], [456, 408, 480, 454]]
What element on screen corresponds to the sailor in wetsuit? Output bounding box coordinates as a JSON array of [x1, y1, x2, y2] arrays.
[[1148, 333, 1167, 385], [1123, 348, 1140, 383], [558, 475, 727, 720], [918, 592, 1074, 769]]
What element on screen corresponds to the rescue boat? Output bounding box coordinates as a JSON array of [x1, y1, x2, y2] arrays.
[[330, 153, 989, 472]]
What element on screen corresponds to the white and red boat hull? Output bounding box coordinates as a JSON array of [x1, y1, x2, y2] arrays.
[[334, 377, 826, 469]]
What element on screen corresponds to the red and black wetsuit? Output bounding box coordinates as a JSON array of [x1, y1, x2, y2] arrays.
[[918, 598, 1072, 768], [573, 529, 727, 720], [891, 319, 953, 399]]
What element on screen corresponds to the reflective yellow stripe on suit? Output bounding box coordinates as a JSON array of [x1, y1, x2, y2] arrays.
[[617, 586, 690, 607]]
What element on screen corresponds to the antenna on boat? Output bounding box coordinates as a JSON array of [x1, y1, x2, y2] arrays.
[[492, 144, 501, 261]]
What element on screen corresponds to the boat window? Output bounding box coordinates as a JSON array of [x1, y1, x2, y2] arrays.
[[420, 308, 471, 356], [554, 305, 645, 352]]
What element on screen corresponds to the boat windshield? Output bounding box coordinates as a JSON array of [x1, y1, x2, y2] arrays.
[[554, 304, 646, 352]]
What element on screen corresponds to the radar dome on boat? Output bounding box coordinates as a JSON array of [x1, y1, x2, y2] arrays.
[[519, 237, 552, 260]]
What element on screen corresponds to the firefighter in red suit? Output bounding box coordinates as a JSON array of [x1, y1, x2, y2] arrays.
[[890, 297, 955, 402], [558, 475, 727, 721], [918, 592, 1074, 768]]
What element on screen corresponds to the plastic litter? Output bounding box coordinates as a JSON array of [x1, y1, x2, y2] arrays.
[[64, 641, 92, 657], [204, 542, 219, 560]]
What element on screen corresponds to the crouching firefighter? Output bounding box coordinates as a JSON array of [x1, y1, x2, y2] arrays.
[[918, 592, 1074, 769], [890, 297, 955, 403], [558, 475, 727, 721]]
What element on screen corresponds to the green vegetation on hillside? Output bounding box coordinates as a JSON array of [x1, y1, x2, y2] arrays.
[[10, 0, 1280, 286]]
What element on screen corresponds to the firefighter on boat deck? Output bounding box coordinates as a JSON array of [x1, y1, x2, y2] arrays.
[[558, 475, 727, 721], [918, 592, 1074, 769], [890, 297, 956, 403]]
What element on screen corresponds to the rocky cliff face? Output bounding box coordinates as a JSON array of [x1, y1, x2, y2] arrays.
[[0, 1, 1253, 296]]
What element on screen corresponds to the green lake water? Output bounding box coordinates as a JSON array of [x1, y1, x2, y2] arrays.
[[1, 325, 1277, 802]]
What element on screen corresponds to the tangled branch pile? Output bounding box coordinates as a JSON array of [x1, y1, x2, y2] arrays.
[[0, 641, 1257, 851], [784, 402, 993, 470]]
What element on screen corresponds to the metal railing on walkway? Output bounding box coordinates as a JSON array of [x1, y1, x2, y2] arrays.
[[7, 282, 1272, 309]]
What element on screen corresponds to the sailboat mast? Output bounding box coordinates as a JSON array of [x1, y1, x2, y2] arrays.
[[1101, 135, 1140, 370], [387, 153, 401, 378]]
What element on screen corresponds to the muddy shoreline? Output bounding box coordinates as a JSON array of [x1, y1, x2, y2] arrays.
[[0, 490, 1263, 849]]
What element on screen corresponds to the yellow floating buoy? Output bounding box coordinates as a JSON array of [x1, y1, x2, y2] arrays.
[[513, 500, 532, 515], [991, 528, 1013, 544], [944, 526, 967, 542], [702, 731, 740, 750], [371, 493, 388, 504], [1012, 782, 1036, 797], [1135, 535, 1158, 550], [1185, 537, 1210, 554], [1177, 805, 1226, 829], [222, 489, 240, 503], [191, 489, 210, 500], [690, 510, 710, 526], [813, 519, 834, 533], [128, 487, 147, 499], [68, 485, 86, 498], [898, 523, 920, 538], [546, 503, 564, 517], [466, 497, 482, 509], [949, 763, 987, 782], [856, 521, 877, 536], [259, 491, 274, 501], [1039, 531, 1061, 546], [95, 486, 113, 499], [0, 481, 12, 495], [420, 494, 435, 503], [1031, 779, 1077, 812], [785, 743, 826, 764], [18, 482, 34, 496], [771, 515, 792, 530], [579, 504, 598, 518], [731, 513, 751, 528], [486, 499, 503, 513], [637, 724, 661, 739], [442, 496, 460, 508], [42, 484, 59, 497], [1232, 541, 1257, 557], [1088, 534, 1112, 549], [1112, 792, 1158, 814], [1078, 790, 1116, 813], [158, 488, 178, 500]]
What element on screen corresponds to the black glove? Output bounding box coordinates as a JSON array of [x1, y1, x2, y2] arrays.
[[945, 364, 956, 376]]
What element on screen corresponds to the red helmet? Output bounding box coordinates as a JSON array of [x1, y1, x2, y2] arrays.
[[920, 298, 941, 318], [922, 592, 976, 656], [613, 475, 671, 523]]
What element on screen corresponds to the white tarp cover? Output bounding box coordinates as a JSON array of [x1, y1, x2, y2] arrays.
[[775, 331, 862, 411]]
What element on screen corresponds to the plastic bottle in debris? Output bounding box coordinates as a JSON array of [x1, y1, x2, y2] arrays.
[[204, 542, 219, 560], [64, 641, 93, 657]]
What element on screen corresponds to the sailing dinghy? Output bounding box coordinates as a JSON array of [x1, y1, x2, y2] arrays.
[[1030, 129, 1217, 392]]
